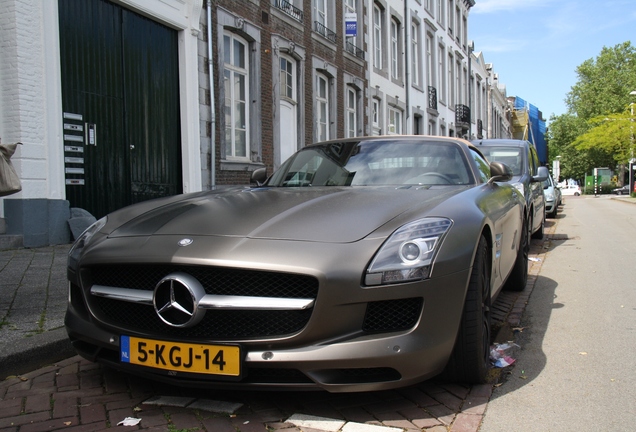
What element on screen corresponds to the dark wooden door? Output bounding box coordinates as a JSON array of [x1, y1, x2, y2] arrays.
[[58, 0, 182, 218]]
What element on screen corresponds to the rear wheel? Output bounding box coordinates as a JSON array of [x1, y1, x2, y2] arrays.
[[504, 217, 528, 291], [442, 236, 491, 383]]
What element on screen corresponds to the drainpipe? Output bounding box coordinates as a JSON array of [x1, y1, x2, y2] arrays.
[[404, 2, 410, 133], [207, 0, 216, 187]]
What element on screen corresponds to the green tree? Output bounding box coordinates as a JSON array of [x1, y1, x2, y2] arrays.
[[548, 41, 636, 183], [574, 110, 635, 165], [566, 41, 636, 119]]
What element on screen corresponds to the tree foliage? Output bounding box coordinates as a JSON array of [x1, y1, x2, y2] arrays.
[[547, 41, 636, 183], [574, 110, 635, 165], [565, 42, 636, 119]]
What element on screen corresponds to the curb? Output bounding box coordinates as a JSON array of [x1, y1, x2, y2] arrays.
[[0, 328, 75, 380]]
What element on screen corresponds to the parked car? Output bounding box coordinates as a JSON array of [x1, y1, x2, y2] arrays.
[[472, 139, 549, 239], [612, 185, 630, 195], [543, 175, 561, 218], [561, 184, 581, 196], [66, 135, 527, 392]]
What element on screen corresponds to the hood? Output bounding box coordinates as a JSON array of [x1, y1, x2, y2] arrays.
[[109, 186, 463, 243]]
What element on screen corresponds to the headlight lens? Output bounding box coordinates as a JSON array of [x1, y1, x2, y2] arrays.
[[365, 217, 452, 286], [545, 190, 555, 201], [512, 182, 525, 196], [68, 216, 107, 268]]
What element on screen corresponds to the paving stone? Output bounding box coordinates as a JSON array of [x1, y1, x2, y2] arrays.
[[286, 414, 345, 432], [187, 398, 243, 414]]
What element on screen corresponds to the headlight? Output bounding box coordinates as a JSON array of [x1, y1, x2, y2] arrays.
[[512, 182, 525, 196], [365, 217, 452, 286], [545, 190, 555, 201], [68, 216, 108, 268]]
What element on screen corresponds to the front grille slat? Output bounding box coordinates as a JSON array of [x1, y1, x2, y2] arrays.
[[362, 298, 423, 333]]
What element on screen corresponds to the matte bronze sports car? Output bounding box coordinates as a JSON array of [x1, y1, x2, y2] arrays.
[[65, 136, 526, 392]]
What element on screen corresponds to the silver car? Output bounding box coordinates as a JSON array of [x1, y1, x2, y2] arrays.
[[543, 175, 561, 218], [66, 136, 526, 392]]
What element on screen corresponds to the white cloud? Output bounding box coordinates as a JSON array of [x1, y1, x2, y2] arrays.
[[472, 0, 553, 14]]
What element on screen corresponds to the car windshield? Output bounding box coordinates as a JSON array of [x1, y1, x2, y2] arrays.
[[478, 146, 523, 176], [267, 139, 474, 187]]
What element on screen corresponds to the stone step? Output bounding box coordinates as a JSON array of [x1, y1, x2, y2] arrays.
[[0, 234, 23, 250]]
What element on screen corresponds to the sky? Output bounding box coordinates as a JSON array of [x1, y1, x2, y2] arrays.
[[468, 0, 636, 122]]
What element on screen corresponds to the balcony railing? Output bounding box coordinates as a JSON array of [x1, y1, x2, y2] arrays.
[[428, 86, 438, 111], [273, 0, 303, 22], [455, 104, 471, 125], [345, 40, 365, 60], [314, 21, 337, 43]]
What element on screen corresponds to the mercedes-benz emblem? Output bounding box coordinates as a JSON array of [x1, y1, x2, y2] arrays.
[[153, 273, 206, 328], [178, 238, 193, 247]]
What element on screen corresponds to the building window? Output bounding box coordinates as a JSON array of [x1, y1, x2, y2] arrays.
[[391, 18, 400, 80], [426, 32, 433, 86], [316, 73, 330, 141], [456, 59, 461, 104], [438, 45, 445, 103], [345, 86, 358, 137], [428, 121, 436, 135], [373, 4, 383, 70], [314, 0, 336, 42], [425, 0, 433, 14], [372, 98, 381, 135], [280, 56, 295, 100], [223, 31, 249, 160], [411, 22, 420, 87], [448, 53, 453, 105], [448, 0, 453, 35], [388, 106, 402, 134]]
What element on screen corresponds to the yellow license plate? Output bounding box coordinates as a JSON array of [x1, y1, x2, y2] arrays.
[[120, 336, 241, 376]]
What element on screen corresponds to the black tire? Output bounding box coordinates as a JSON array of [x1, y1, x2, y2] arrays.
[[504, 217, 528, 292], [442, 236, 491, 384]]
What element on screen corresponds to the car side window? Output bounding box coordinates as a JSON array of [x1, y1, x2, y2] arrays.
[[469, 148, 490, 183]]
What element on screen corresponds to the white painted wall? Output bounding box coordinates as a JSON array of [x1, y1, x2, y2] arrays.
[[0, 0, 204, 218]]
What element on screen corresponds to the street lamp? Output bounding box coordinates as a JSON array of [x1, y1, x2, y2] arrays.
[[629, 91, 636, 194]]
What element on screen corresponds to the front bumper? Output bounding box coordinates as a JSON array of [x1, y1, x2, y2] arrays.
[[65, 234, 473, 392], [545, 198, 556, 214]]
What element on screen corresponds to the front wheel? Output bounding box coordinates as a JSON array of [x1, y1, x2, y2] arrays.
[[442, 236, 491, 383]]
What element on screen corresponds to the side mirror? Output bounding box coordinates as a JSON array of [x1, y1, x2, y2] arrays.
[[488, 161, 513, 183], [250, 167, 268, 186], [533, 166, 549, 183]]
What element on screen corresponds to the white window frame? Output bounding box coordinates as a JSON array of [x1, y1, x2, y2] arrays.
[[373, 4, 383, 70], [280, 55, 296, 101], [411, 22, 420, 87], [223, 31, 249, 161], [345, 86, 358, 138], [316, 73, 330, 142], [388, 106, 402, 135], [426, 32, 433, 87], [438, 44, 446, 104], [315, 0, 327, 27], [391, 18, 399, 80], [372, 98, 381, 135]]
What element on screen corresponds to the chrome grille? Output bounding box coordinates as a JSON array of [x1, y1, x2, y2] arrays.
[[83, 264, 318, 340]]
